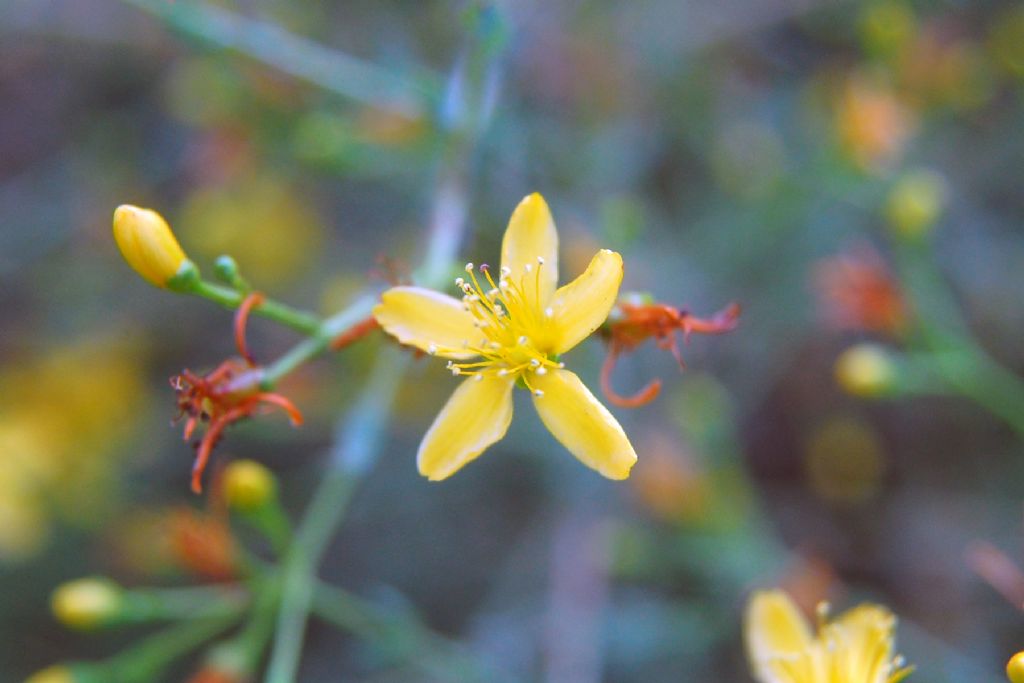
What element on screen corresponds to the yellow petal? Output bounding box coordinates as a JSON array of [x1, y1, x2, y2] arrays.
[[744, 591, 813, 682], [417, 375, 515, 481], [830, 604, 897, 682], [548, 249, 623, 354], [373, 286, 481, 360], [531, 369, 636, 479], [112, 205, 188, 288], [500, 193, 559, 306]]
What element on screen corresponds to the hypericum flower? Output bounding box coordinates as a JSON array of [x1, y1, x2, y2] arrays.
[[745, 589, 913, 683], [373, 193, 636, 481], [601, 296, 739, 407], [112, 205, 190, 288]]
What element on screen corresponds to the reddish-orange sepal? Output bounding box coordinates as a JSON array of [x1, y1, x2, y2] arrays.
[[601, 300, 739, 408]]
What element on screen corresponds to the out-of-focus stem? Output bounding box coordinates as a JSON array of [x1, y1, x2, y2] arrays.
[[264, 7, 506, 681], [264, 346, 408, 683], [119, 0, 437, 119], [311, 582, 494, 681], [104, 615, 240, 682]]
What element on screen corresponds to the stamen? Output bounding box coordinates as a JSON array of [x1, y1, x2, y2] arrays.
[[450, 366, 461, 376], [529, 358, 540, 367], [455, 277, 464, 287], [535, 366, 547, 375], [427, 344, 437, 355], [524, 263, 533, 273], [519, 336, 529, 345], [533, 389, 544, 397], [537, 256, 545, 265], [465, 262, 474, 272], [500, 266, 511, 277], [474, 374, 484, 382], [544, 307, 553, 317]]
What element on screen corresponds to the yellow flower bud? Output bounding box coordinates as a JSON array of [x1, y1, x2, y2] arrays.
[[23, 665, 75, 683], [835, 344, 896, 397], [222, 459, 277, 512], [112, 205, 188, 288], [884, 170, 947, 239], [1009, 652, 1024, 683], [51, 577, 123, 630]]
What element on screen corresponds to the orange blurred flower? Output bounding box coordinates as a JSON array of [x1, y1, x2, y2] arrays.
[[834, 73, 916, 172], [813, 245, 909, 336]]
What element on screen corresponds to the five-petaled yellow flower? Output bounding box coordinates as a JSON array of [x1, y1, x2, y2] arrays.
[[373, 193, 637, 481], [745, 590, 913, 683]]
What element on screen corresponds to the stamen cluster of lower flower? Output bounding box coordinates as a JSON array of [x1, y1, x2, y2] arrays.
[[434, 261, 563, 396]]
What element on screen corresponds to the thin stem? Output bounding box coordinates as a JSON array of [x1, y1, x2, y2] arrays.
[[104, 615, 240, 682], [119, 0, 437, 119], [264, 346, 408, 683], [311, 582, 494, 682], [259, 295, 377, 389], [264, 9, 507, 680], [119, 585, 249, 624], [191, 280, 322, 336]]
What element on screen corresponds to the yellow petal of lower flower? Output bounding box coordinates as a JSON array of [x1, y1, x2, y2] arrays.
[[531, 369, 636, 479], [417, 375, 515, 481], [744, 590, 814, 681], [830, 604, 897, 682], [548, 249, 623, 354], [374, 286, 481, 360], [500, 193, 559, 306]]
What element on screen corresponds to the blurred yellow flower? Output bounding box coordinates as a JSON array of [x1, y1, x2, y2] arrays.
[[374, 193, 637, 481], [745, 589, 913, 683], [0, 339, 147, 560], [23, 665, 74, 683], [178, 173, 324, 287], [1007, 651, 1024, 683], [112, 205, 189, 288]]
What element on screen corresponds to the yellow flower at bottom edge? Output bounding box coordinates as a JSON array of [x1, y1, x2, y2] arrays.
[[744, 590, 913, 683], [373, 192, 637, 481]]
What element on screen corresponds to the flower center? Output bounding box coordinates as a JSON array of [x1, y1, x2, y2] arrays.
[[441, 261, 562, 395]]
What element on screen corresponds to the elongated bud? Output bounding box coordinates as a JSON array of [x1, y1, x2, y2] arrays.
[[23, 666, 75, 683], [112, 205, 190, 288], [1009, 652, 1024, 683], [51, 577, 123, 630], [222, 459, 277, 512], [835, 344, 896, 397]]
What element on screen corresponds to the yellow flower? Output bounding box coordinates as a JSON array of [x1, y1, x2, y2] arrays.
[[1007, 651, 1024, 683], [112, 205, 189, 288], [745, 590, 913, 683], [374, 193, 637, 481], [23, 665, 75, 683]]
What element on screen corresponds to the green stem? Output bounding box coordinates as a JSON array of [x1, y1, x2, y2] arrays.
[[191, 280, 322, 336], [103, 615, 240, 682], [264, 347, 409, 683], [311, 582, 492, 681], [259, 295, 376, 389], [119, 0, 437, 119], [118, 585, 248, 624], [263, 9, 507, 680], [894, 239, 1024, 439]]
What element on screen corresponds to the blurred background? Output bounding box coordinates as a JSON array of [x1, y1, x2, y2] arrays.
[[3, 0, 1024, 680]]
